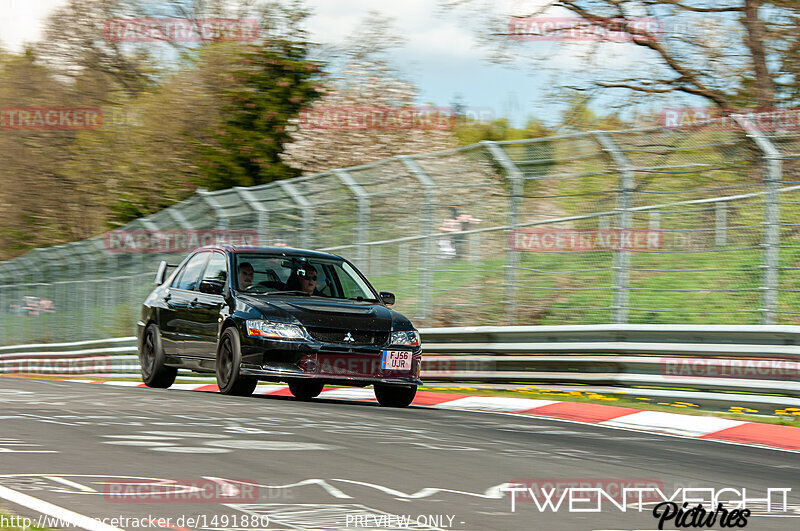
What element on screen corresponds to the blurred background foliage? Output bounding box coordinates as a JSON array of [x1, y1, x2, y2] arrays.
[[13, 0, 798, 261], [0, 1, 568, 261]]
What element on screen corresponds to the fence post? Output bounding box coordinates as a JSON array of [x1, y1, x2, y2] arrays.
[[734, 117, 782, 324], [594, 132, 634, 324], [334, 169, 371, 271], [649, 210, 660, 230], [715, 202, 727, 247], [399, 243, 410, 274], [235, 187, 270, 246], [277, 181, 314, 249], [482, 141, 522, 324], [398, 156, 436, 322]]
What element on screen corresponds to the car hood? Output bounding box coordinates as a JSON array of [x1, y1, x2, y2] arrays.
[[237, 295, 394, 331]]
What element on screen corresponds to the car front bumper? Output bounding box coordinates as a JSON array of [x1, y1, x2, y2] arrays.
[[239, 336, 422, 386]]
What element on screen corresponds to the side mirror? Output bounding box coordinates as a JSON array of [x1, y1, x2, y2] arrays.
[[154, 260, 168, 285], [379, 291, 395, 306], [199, 279, 224, 295]]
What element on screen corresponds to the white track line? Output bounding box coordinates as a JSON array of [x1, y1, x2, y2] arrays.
[[0, 485, 123, 531]]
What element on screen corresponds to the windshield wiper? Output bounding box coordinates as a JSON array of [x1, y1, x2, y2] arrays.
[[264, 290, 311, 296]]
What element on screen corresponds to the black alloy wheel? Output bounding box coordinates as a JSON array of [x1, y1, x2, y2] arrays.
[[216, 327, 258, 396], [140, 324, 177, 388]]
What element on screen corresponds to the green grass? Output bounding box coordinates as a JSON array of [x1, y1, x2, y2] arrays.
[[2, 242, 791, 344], [368, 244, 800, 326]]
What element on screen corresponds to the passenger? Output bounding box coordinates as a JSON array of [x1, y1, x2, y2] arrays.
[[238, 262, 254, 290]]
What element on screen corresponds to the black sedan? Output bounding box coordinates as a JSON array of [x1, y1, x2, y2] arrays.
[[136, 245, 422, 407]]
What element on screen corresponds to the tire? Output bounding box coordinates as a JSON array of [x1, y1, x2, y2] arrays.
[[374, 384, 416, 407], [139, 324, 177, 388], [216, 327, 258, 396], [288, 380, 325, 400]]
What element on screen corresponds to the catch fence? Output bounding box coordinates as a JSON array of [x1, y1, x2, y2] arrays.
[[2, 117, 799, 344]]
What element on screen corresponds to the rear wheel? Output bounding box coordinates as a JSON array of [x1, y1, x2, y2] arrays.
[[288, 380, 325, 400], [374, 384, 416, 407], [216, 327, 258, 396], [139, 324, 177, 388]]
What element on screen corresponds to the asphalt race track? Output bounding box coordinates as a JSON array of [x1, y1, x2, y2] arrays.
[[0, 377, 798, 531]]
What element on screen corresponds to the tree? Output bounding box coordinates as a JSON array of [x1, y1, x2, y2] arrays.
[[446, 0, 800, 111], [193, 29, 324, 189], [281, 12, 458, 172]]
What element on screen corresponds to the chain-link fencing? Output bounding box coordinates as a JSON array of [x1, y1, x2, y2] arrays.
[[1, 117, 798, 344]]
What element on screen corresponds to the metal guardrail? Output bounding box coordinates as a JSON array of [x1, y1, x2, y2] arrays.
[[0, 326, 796, 396]]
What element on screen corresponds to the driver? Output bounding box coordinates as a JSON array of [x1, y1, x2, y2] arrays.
[[286, 265, 323, 295], [237, 262, 254, 290], [297, 266, 319, 295]]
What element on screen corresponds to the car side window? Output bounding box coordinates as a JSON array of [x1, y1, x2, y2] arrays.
[[203, 252, 228, 283], [175, 252, 209, 291]]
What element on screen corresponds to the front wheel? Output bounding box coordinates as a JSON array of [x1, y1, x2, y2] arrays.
[[288, 380, 325, 400], [216, 327, 258, 396], [139, 324, 177, 388], [374, 384, 416, 407]]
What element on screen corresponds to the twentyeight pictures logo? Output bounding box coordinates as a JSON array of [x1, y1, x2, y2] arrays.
[[1, 107, 102, 130], [104, 18, 259, 42]]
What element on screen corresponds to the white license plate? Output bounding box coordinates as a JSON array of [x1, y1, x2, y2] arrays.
[[381, 350, 412, 370]]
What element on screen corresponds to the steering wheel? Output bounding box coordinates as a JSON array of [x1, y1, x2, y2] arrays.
[[241, 283, 269, 294]]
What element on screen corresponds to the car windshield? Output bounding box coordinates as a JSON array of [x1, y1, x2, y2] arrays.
[[232, 254, 377, 301]]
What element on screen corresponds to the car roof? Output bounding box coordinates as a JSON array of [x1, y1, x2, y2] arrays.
[[196, 245, 342, 261]]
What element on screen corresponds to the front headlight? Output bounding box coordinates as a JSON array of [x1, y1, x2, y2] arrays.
[[246, 319, 306, 339], [390, 330, 420, 346]]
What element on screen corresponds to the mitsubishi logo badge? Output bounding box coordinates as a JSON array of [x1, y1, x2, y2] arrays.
[[344, 332, 355, 342]]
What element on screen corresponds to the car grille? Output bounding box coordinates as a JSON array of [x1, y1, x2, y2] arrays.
[[307, 327, 388, 346]]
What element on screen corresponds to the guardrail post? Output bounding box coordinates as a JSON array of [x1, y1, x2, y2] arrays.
[[278, 181, 314, 249], [398, 156, 436, 322], [594, 132, 633, 324], [334, 169, 371, 271], [734, 116, 782, 324], [482, 141, 522, 324]]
